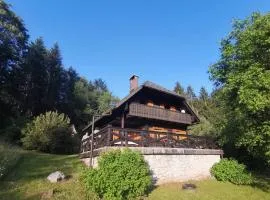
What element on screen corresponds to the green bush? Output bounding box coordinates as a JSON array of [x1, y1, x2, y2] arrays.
[[211, 158, 253, 185], [0, 142, 22, 179], [0, 116, 29, 144], [21, 111, 73, 154], [82, 149, 152, 200]]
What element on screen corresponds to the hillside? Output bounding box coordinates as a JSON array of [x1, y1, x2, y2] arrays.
[[0, 148, 269, 200]]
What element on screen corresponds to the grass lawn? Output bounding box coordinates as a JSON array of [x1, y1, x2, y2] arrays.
[[148, 179, 270, 200], [0, 150, 269, 200], [0, 151, 89, 200]]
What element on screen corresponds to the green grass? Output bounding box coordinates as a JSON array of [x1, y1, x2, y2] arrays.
[[0, 149, 269, 200], [148, 179, 270, 200], [0, 142, 23, 180], [0, 151, 89, 200]]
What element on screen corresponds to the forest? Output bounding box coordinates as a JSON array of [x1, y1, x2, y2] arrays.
[[0, 1, 269, 170]]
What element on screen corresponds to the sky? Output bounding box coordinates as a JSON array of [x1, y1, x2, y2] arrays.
[[7, 0, 270, 98]]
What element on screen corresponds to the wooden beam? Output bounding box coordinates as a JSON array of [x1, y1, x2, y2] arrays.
[[121, 113, 125, 146]]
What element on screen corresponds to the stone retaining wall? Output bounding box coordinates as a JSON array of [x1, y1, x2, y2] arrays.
[[81, 147, 223, 185]]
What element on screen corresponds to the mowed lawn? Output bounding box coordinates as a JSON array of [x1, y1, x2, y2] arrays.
[[0, 151, 269, 200], [0, 152, 89, 200]]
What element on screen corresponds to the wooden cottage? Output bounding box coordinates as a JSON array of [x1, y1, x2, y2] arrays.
[[81, 75, 217, 153]]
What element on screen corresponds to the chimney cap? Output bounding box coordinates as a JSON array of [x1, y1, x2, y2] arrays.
[[129, 75, 139, 80]]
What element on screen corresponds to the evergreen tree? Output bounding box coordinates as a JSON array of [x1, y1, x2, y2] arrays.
[[0, 0, 28, 125], [22, 38, 48, 115], [173, 81, 185, 95], [45, 43, 62, 110], [186, 85, 196, 100], [199, 87, 209, 101]]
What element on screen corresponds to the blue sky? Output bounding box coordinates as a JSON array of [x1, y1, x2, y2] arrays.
[[7, 0, 270, 98]]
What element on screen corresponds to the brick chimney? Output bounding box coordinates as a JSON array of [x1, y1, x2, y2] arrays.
[[129, 75, 139, 93]]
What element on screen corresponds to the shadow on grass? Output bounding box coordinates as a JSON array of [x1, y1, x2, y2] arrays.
[[3, 152, 81, 182], [251, 175, 270, 192]]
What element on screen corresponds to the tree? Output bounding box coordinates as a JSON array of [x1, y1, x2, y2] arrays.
[[45, 43, 62, 110], [21, 111, 73, 153], [199, 87, 208, 101], [209, 13, 270, 166], [97, 91, 120, 114], [0, 0, 28, 86], [22, 38, 48, 115], [0, 1, 118, 142], [92, 78, 108, 93], [173, 81, 185, 95], [0, 0, 28, 126], [186, 85, 196, 101]]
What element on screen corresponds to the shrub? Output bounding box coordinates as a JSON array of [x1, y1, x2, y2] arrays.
[[82, 149, 152, 200], [211, 158, 253, 185], [0, 116, 29, 144], [0, 142, 22, 179], [21, 111, 73, 153]]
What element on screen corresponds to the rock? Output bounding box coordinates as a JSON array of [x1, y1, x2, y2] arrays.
[[47, 171, 65, 183]]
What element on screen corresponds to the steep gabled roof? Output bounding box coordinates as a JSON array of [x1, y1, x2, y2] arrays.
[[83, 81, 199, 132], [116, 81, 186, 109]]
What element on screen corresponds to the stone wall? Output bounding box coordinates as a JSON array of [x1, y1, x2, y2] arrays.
[[80, 147, 223, 185]]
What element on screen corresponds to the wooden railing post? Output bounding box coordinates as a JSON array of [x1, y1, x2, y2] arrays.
[[125, 130, 128, 147], [166, 132, 169, 147], [107, 125, 112, 146]]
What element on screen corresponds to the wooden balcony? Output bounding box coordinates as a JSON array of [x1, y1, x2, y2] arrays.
[[80, 126, 219, 153], [128, 103, 193, 124]]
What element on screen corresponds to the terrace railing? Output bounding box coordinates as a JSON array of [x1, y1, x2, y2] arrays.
[[128, 103, 193, 124], [81, 125, 218, 153]]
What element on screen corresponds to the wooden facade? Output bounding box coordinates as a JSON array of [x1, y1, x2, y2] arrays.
[[81, 78, 218, 153], [128, 103, 193, 125]]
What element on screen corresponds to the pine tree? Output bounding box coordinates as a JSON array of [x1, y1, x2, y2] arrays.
[[173, 82, 185, 95], [186, 85, 196, 100], [22, 38, 48, 115], [45, 43, 62, 110], [199, 87, 209, 101]]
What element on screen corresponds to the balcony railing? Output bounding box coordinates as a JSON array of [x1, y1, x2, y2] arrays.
[[80, 125, 218, 153], [128, 103, 193, 124]]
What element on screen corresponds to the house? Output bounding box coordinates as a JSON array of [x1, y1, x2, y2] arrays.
[[80, 76, 223, 184]]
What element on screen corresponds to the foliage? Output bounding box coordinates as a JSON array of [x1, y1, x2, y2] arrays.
[[0, 0, 116, 140], [173, 81, 185, 95], [209, 12, 270, 166], [211, 158, 253, 185], [0, 0, 28, 124], [0, 142, 22, 180], [186, 85, 196, 101], [0, 150, 269, 200], [199, 87, 209, 101], [0, 116, 29, 143], [82, 149, 152, 200], [21, 111, 74, 153]]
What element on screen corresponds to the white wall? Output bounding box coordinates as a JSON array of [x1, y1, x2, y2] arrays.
[[144, 154, 220, 184], [81, 147, 222, 185]]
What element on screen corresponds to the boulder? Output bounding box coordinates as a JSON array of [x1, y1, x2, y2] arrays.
[[47, 171, 65, 183]]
